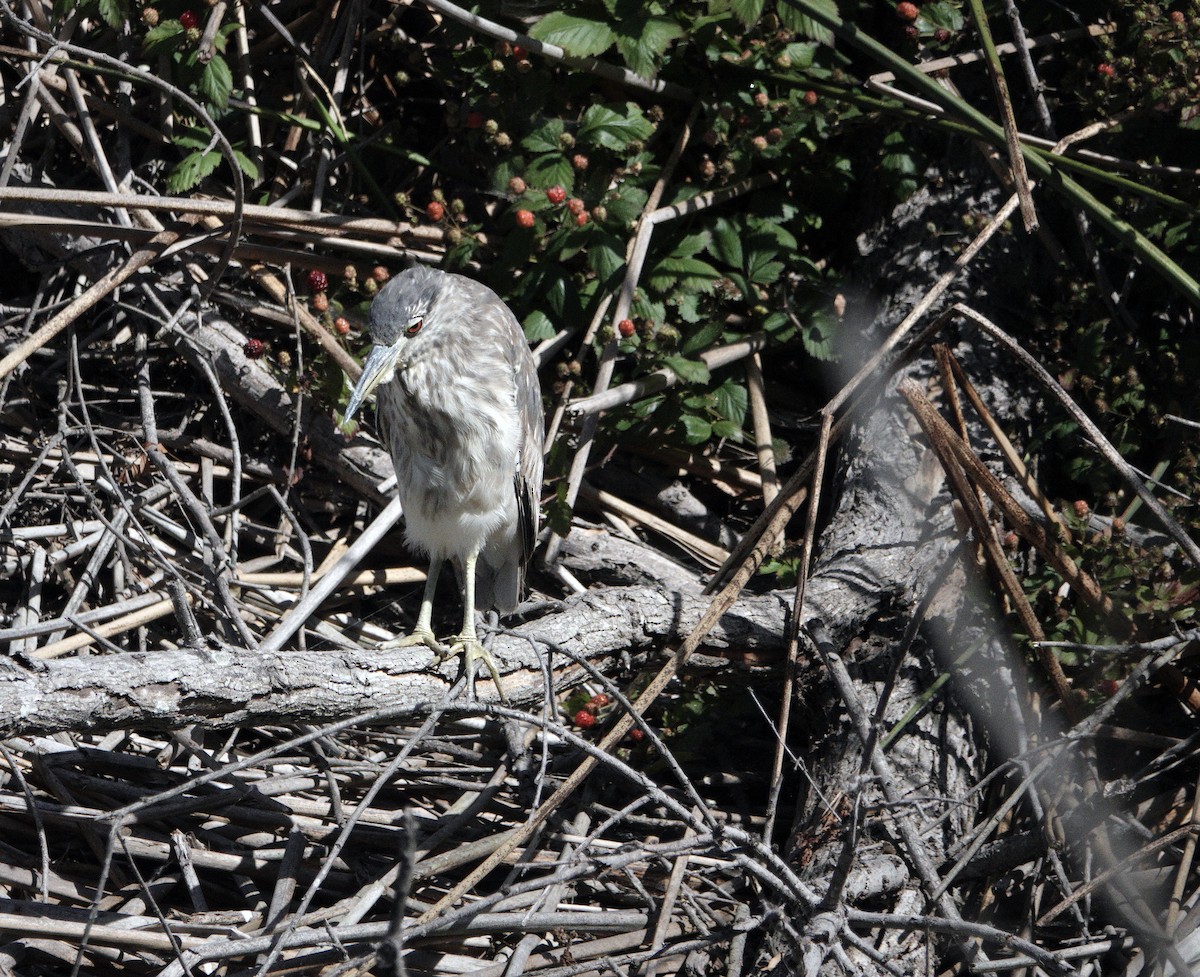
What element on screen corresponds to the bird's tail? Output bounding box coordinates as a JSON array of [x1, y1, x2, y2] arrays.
[[474, 552, 522, 615]]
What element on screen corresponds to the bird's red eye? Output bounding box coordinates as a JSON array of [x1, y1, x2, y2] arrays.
[[406, 319, 423, 336]]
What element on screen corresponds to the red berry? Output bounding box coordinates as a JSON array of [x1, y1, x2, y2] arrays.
[[1072, 499, 1091, 519], [546, 185, 566, 205], [1097, 63, 1115, 77], [803, 90, 818, 106], [590, 693, 610, 707], [507, 176, 527, 195], [618, 319, 635, 338], [426, 201, 445, 221], [334, 317, 350, 336], [567, 198, 585, 215], [934, 27, 951, 42], [574, 212, 588, 227], [465, 111, 485, 129], [307, 269, 328, 293], [371, 265, 389, 283], [179, 9, 199, 29], [1170, 10, 1185, 24], [1097, 679, 1120, 698], [628, 727, 645, 743], [515, 209, 535, 228], [574, 709, 596, 729], [895, 2, 919, 20], [243, 338, 266, 359], [512, 44, 528, 59]]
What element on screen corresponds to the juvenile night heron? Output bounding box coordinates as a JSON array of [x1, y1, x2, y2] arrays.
[[344, 265, 544, 698]]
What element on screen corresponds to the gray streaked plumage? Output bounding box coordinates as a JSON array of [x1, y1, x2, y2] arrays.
[[344, 265, 544, 698]]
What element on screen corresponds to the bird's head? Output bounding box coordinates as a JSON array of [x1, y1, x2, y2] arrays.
[[344, 265, 447, 422]]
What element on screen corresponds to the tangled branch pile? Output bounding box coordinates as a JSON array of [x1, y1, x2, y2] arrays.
[[1, 0, 1199, 975]]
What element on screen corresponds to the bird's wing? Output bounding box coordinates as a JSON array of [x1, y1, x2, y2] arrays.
[[513, 344, 545, 569]]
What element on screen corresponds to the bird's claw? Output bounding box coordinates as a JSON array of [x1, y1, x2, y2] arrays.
[[441, 633, 508, 703], [384, 627, 447, 655]]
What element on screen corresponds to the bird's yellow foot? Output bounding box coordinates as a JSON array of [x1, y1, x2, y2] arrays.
[[438, 634, 508, 703], [384, 627, 446, 655]]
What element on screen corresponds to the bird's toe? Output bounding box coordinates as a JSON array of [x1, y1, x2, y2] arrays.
[[384, 627, 446, 655], [448, 634, 508, 703]]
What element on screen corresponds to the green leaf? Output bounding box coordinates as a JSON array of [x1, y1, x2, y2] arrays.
[[614, 16, 683, 78], [521, 119, 564, 154], [679, 414, 713, 444], [714, 378, 748, 427], [604, 186, 649, 226], [674, 291, 702, 323], [198, 55, 233, 109], [579, 102, 654, 151], [96, 0, 125, 27], [144, 20, 184, 54], [777, 0, 838, 45], [232, 149, 260, 181], [709, 217, 744, 268], [523, 310, 557, 342], [745, 250, 784, 284], [681, 319, 725, 356], [649, 254, 722, 293], [524, 153, 575, 191], [782, 41, 818, 69], [167, 150, 222, 193], [663, 355, 711, 384], [528, 11, 615, 58], [729, 0, 766, 27], [712, 419, 743, 441], [670, 231, 710, 259], [587, 233, 626, 284]]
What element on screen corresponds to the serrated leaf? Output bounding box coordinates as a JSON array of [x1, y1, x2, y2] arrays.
[[714, 379, 748, 426], [579, 102, 654, 151], [521, 119, 564, 154], [777, 0, 838, 45], [663, 355, 711, 384], [167, 150, 222, 193], [528, 11, 615, 58], [674, 291, 702, 323], [587, 233, 626, 284], [523, 310, 557, 342], [198, 55, 233, 109], [746, 251, 784, 284], [679, 414, 713, 444], [649, 254, 722, 293], [729, 0, 766, 27], [631, 294, 666, 324], [709, 217, 744, 268], [670, 231, 710, 259], [604, 186, 649, 226], [782, 41, 818, 69], [614, 16, 683, 77], [232, 149, 260, 181], [97, 0, 125, 27], [143, 20, 184, 54], [681, 319, 725, 356], [712, 419, 743, 441], [524, 153, 575, 191]]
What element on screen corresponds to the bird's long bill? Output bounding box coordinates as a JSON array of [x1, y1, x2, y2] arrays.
[[345, 343, 403, 421]]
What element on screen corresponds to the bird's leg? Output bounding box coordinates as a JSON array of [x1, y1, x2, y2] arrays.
[[385, 558, 445, 654], [443, 549, 508, 702]]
